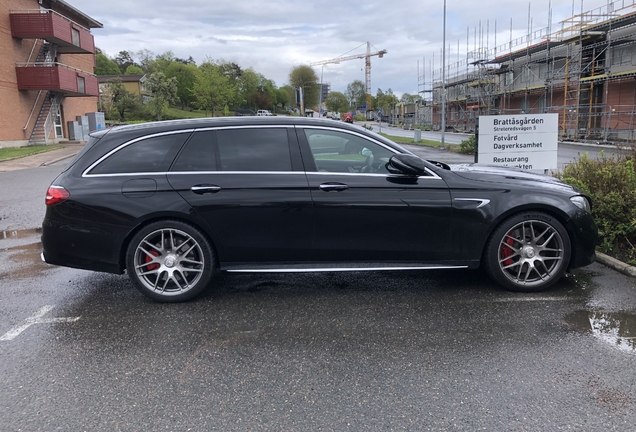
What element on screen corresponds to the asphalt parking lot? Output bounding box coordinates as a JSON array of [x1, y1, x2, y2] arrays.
[[0, 152, 635, 431]]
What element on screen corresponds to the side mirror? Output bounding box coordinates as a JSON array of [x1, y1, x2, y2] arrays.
[[387, 154, 426, 176]]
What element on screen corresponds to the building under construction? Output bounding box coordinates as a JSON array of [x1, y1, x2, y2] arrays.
[[425, 0, 636, 142]]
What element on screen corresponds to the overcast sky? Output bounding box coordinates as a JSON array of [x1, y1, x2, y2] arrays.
[[71, 0, 613, 97]]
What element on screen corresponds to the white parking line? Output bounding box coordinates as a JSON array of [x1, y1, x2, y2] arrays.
[[0, 305, 81, 341]]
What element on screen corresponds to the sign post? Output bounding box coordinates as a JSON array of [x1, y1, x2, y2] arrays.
[[477, 113, 558, 171]]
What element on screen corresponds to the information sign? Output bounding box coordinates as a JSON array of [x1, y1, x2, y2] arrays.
[[477, 114, 558, 171]]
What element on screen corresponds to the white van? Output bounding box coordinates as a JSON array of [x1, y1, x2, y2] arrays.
[[256, 110, 273, 116]]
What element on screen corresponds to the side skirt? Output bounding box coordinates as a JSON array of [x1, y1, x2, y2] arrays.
[[224, 264, 471, 273]]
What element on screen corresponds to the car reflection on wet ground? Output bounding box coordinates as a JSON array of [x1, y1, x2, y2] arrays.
[[0, 228, 635, 430]]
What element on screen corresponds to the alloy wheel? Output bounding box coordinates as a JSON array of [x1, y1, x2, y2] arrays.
[[498, 219, 565, 287], [133, 228, 205, 296]]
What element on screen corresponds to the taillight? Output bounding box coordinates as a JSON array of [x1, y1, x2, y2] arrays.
[[45, 186, 70, 206]]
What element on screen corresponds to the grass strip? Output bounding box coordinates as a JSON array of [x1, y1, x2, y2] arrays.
[[0, 145, 62, 161], [379, 133, 459, 151], [165, 107, 213, 119]]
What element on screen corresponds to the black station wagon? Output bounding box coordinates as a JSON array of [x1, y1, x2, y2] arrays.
[[42, 117, 598, 302]]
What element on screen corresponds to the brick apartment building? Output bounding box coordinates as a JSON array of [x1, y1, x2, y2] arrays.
[[0, 0, 101, 147]]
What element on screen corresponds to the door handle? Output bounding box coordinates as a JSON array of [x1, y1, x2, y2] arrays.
[[191, 185, 221, 194], [319, 183, 349, 192]]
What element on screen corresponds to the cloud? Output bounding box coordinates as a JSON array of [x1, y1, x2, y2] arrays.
[[70, 0, 610, 95]]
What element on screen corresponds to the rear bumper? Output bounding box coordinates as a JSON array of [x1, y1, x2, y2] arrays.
[[41, 213, 126, 274]]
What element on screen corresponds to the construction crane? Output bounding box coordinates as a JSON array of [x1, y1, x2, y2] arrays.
[[310, 42, 387, 112]]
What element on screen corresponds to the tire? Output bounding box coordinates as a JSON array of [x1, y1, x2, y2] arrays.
[[126, 220, 215, 302], [484, 211, 571, 292]]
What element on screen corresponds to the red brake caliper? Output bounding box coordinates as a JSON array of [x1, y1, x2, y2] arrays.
[[145, 250, 160, 271], [501, 237, 515, 266]]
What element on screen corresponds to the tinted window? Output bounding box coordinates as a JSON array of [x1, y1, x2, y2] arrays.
[[304, 129, 394, 174], [172, 131, 216, 171], [217, 128, 291, 171], [90, 133, 188, 175]]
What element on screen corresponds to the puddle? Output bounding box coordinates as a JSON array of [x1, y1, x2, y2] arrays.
[[565, 310, 636, 354], [0, 228, 41, 241], [0, 242, 52, 280]]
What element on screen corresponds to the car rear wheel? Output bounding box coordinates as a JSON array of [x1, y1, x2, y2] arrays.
[[126, 220, 215, 302], [484, 212, 571, 292]]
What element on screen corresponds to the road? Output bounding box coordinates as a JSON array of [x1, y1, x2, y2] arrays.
[[0, 160, 635, 431]]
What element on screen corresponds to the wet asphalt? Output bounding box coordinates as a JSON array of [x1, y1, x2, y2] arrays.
[[0, 160, 635, 431]]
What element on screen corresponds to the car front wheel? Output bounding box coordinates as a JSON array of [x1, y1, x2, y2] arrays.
[[484, 212, 571, 292], [126, 220, 215, 302]]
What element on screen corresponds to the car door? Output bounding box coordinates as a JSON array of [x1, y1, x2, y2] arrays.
[[297, 126, 453, 263], [167, 126, 313, 266]]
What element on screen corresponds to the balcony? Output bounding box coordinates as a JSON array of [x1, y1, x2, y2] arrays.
[[10, 10, 95, 54], [16, 63, 98, 97]]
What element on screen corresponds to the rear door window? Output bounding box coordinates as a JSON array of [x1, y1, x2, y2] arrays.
[[171, 130, 217, 171], [216, 128, 291, 171], [89, 132, 189, 175]]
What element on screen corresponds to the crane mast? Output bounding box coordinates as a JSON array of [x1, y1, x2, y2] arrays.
[[310, 42, 387, 112]]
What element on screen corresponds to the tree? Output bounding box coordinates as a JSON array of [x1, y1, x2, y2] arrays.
[[145, 51, 176, 75], [102, 78, 141, 122], [175, 56, 196, 65], [135, 48, 155, 73], [145, 72, 178, 121], [400, 93, 423, 104], [345, 80, 366, 110], [236, 68, 259, 109], [165, 62, 199, 109], [95, 53, 120, 75], [114, 50, 136, 74], [217, 61, 242, 83], [288, 65, 319, 109], [375, 88, 399, 114], [253, 73, 276, 110], [124, 65, 144, 75], [276, 87, 291, 110], [192, 62, 236, 116], [325, 91, 348, 112]]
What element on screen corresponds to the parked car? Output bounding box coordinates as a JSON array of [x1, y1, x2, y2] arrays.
[[342, 112, 354, 123], [42, 117, 597, 302], [235, 109, 256, 116], [256, 110, 273, 116], [327, 111, 341, 120]]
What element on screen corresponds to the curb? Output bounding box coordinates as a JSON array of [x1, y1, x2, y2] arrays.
[[40, 151, 80, 167], [595, 251, 636, 278]]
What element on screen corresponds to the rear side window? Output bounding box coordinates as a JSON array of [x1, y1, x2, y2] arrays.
[[63, 134, 102, 173], [89, 133, 188, 175], [217, 128, 291, 171]]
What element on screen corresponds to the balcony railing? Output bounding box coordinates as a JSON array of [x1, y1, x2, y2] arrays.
[[16, 63, 98, 97], [10, 9, 94, 54]]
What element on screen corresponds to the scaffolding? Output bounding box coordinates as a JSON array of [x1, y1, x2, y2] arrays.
[[426, 0, 636, 142]]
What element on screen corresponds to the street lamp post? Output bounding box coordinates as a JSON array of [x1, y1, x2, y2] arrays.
[[320, 64, 326, 115], [441, 0, 447, 150]]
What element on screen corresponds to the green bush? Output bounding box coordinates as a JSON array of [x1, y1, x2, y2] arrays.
[[354, 114, 366, 122], [458, 135, 476, 154], [556, 152, 636, 264]]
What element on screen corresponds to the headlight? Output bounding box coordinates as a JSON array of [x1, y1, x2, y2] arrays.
[[570, 196, 591, 213]]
